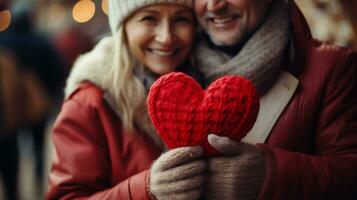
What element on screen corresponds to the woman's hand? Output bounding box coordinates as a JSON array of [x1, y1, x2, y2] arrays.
[[148, 146, 206, 200]]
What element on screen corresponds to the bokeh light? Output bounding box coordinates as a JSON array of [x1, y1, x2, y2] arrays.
[[102, 0, 108, 15], [72, 0, 96, 23], [0, 10, 11, 32], [46, 4, 67, 30]]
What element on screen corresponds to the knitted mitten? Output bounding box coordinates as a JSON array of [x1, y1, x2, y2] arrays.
[[204, 134, 267, 200], [148, 146, 206, 200]]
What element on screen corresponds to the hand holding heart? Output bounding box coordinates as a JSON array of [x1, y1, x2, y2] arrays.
[[147, 72, 260, 156]]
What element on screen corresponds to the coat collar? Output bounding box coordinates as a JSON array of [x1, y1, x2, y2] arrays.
[[64, 37, 114, 99], [242, 71, 299, 144], [288, 1, 314, 77], [290, 1, 313, 51]]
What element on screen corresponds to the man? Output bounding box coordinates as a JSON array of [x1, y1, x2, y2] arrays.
[[194, 0, 357, 199]]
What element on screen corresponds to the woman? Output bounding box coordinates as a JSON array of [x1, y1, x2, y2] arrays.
[[47, 0, 206, 199]]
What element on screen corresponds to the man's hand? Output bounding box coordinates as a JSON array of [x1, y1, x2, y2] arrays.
[[204, 134, 267, 200], [148, 146, 206, 200]]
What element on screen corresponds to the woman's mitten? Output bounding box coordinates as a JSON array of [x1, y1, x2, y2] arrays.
[[148, 146, 206, 200]]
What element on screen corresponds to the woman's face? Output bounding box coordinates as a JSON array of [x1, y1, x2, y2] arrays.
[[125, 4, 195, 75]]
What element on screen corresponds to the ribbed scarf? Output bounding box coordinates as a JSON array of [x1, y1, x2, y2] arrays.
[[194, 0, 290, 94]]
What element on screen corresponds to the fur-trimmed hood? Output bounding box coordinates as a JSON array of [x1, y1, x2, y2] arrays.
[[64, 36, 164, 148], [65, 36, 115, 99]]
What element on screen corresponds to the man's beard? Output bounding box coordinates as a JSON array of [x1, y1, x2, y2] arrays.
[[207, 20, 250, 47]]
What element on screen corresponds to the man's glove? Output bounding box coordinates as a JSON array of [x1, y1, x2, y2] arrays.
[[204, 134, 267, 200], [148, 146, 206, 200]]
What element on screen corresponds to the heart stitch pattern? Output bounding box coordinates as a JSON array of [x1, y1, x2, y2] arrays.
[[147, 72, 260, 156]]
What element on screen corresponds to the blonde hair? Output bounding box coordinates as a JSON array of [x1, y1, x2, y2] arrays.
[[109, 27, 146, 130], [108, 26, 160, 143]]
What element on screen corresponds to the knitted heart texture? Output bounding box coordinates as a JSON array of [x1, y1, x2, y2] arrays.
[[147, 72, 260, 156]]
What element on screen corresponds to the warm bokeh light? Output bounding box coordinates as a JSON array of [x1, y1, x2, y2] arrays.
[[102, 0, 108, 15], [46, 4, 67, 30], [72, 0, 96, 23], [0, 10, 11, 32]]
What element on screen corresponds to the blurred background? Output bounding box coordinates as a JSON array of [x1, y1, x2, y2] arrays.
[[0, 0, 356, 199]]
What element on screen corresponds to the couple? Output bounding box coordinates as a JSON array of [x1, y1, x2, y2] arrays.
[[47, 0, 357, 199]]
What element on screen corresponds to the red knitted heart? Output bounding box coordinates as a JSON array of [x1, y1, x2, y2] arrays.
[[147, 72, 260, 156]]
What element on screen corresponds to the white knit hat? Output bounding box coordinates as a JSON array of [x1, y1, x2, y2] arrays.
[[108, 0, 193, 34]]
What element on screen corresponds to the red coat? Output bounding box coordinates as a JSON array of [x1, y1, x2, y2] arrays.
[[47, 82, 162, 199], [258, 3, 357, 199]]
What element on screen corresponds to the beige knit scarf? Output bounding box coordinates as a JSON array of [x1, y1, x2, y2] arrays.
[[194, 0, 290, 94]]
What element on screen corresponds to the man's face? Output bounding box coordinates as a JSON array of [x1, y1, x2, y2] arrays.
[[195, 0, 272, 46]]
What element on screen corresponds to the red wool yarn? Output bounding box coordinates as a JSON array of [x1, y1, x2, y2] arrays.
[[147, 72, 260, 156]]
